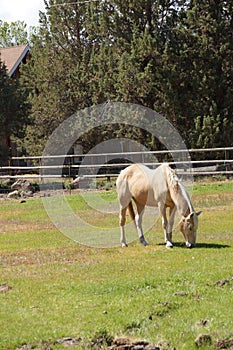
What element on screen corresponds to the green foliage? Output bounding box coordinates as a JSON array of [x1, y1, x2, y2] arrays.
[[21, 0, 233, 155], [0, 61, 30, 161], [0, 20, 28, 47]]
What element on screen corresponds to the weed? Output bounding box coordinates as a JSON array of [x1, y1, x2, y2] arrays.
[[90, 329, 113, 348]]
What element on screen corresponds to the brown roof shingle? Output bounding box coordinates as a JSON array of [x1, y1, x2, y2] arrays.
[[0, 44, 30, 77]]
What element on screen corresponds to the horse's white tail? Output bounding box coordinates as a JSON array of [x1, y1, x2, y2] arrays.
[[116, 170, 135, 221]]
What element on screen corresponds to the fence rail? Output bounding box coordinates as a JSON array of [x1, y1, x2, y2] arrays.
[[10, 146, 233, 160], [1, 147, 233, 180]]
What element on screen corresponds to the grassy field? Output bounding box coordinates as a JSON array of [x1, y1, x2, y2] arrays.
[[0, 181, 233, 349]]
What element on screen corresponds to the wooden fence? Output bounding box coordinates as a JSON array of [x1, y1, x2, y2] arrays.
[[0, 147, 233, 180]]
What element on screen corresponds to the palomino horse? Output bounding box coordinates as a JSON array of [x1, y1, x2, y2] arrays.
[[116, 163, 201, 248]]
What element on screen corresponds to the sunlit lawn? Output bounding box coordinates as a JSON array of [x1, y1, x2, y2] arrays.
[[0, 181, 233, 349]]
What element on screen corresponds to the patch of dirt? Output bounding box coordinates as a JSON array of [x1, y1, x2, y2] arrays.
[[57, 337, 82, 347], [195, 334, 212, 347], [0, 284, 12, 293], [215, 278, 231, 287], [215, 338, 233, 349], [110, 337, 160, 349], [0, 246, 103, 268], [173, 291, 188, 296], [15, 337, 161, 350], [0, 221, 54, 234]]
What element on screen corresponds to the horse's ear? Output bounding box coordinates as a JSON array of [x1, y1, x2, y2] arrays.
[[196, 210, 202, 216], [189, 212, 194, 219]]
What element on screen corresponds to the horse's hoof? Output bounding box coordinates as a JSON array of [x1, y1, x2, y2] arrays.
[[166, 241, 173, 249], [140, 237, 148, 246], [186, 242, 192, 248], [121, 243, 128, 248]]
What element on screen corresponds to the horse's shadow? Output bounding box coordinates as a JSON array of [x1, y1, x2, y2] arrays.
[[158, 242, 230, 249], [195, 242, 230, 249]]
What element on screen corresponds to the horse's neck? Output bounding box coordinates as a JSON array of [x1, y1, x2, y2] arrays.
[[163, 164, 193, 216], [175, 182, 193, 217]]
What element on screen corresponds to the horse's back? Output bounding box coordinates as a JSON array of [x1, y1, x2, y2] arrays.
[[116, 164, 169, 207], [116, 164, 148, 205]]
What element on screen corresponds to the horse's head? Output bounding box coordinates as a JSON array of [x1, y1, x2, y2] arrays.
[[179, 211, 202, 248]]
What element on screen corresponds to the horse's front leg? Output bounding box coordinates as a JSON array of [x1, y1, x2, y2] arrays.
[[167, 206, 176, 244], [135, 203, 148, 246], [159, 204, 172, 248], [119, 206, 127, 247]]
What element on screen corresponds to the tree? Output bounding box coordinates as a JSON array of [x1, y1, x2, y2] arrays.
[[22, 0, 117, 155], [23, 0, 175, 154], [159, 0, 233, 148], [0, 20, 28, 47], [0, 60, 30, 164], [22, 0, 233, 156], [188, 0, 233, 149]]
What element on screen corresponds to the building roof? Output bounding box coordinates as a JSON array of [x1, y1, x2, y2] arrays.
[[0, 44, 30, 77]]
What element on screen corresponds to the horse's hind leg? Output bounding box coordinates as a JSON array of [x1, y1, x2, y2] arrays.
[[119, 206, 128, 247], [117, 177, 132, 247], [135, 202, 148, 246]]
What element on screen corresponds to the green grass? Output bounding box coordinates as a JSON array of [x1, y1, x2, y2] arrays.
[[192, 180, 233, 194], [0, 181, 233, 349]]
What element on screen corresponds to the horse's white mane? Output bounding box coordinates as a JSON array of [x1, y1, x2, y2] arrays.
[[163, 164, 193, 213], [178, 181, 194, 213], [163, 164, 179, 193]]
